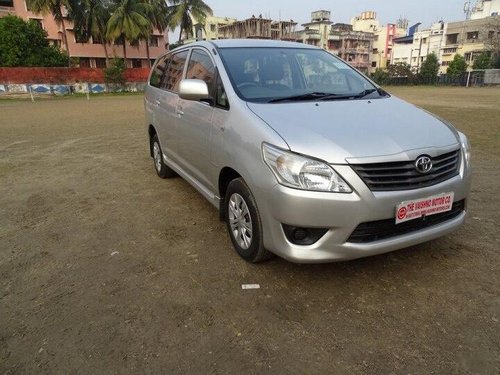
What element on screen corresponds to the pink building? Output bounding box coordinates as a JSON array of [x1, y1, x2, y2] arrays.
[[0, 0, 168, 68]]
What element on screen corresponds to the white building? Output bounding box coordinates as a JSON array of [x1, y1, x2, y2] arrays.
[[470, 0, 500, 19], [392, 22, 447, 72]]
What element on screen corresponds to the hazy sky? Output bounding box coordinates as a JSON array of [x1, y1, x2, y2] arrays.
[[203, 0, 466, 28]]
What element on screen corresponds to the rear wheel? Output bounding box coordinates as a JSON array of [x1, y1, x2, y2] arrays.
[[225, 178, 272, 263], [151, 135, 176, 178]]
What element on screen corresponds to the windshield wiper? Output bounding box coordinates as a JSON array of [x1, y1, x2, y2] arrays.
[[268, 88, 382, 103], [318, 88, 379, 101], [268, 92, 335, 103]]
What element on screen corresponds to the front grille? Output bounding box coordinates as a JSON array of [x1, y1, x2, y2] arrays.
[[347, 200, 465, 243], [351, 150, 461, 191]]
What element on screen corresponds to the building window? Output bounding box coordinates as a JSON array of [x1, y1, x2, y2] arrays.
[[29, 18, 43, 29], [75, 32, 88, 44], [466, 31, 479, 40], [1, 0, 14, 7], [149, 35, 159, 47], [132, 59, 142, 68], [422, 38, 427, 44], [49, 39, 61, 48], [130, 39, 139, 47], [95, 58, 107, 68], [446, 33, 458, 45], [92, 35, 102, 44], [79, 58, 91, 68], [210, 24, 216, 32], [371, 61, 377, 68]]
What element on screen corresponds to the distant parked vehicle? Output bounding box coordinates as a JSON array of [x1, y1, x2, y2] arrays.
[[144, 39, 471, 263]]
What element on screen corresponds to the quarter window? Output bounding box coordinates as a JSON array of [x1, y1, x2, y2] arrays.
[[162, 50, 188, 92], [149, 55, 169, 88]]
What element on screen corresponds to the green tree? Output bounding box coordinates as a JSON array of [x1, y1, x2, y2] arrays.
[[419, 53, 440, 84], [0, 15, 69, 67], [166, 0, 213, 43], [370, 68, 389, 85], [447, 54, 467, 78], [106, 0, 151, 63], [141, 0, 170, 66], [387, 62, 415, 84], [69, 0, 112, 64], [472, 52, 492, 70], [27, 0, 71, 64]]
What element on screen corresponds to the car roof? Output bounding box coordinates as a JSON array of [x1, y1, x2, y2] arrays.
[[171, 39, 319, 51]]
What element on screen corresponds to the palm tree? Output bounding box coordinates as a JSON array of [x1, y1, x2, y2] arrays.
[[166, 0, 213, 44], [69, 0, 112, 63], [27, 0, 71, 63], [106, 0, 151, 64], [140, 0, 169, 66]]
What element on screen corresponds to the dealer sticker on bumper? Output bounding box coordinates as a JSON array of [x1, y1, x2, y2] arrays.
[[395, 192, 455, 224]]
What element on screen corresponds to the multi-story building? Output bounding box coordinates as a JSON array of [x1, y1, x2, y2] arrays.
[[351, 11, 407, 72], [328, 23, 373, 73], [0, 0, 168, 68], [441, 15, 499, 73], [470, 0, 500, 19], [293, 11, 374, 73], [190, 15, 237, 42], [186, 14, 297, 42], [293, 10, 334, 49], [392, 21, 447, 72]]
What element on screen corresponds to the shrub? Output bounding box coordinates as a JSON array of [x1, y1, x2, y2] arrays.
[[104, 58, 126, 87]]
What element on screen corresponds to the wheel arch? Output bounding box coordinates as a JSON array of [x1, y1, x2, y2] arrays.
[[148, 125, 157, 157], [218, 167, 242, 221]]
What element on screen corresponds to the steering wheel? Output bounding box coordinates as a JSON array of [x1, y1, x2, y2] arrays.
[[237, 82, 259, 89]]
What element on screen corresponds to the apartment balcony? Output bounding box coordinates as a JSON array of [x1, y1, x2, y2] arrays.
[[340, 47, 371, 54]]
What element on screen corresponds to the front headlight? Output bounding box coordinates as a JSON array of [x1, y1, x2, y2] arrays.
[[262, 143, 352, 193], [458, 132, 471, 166]]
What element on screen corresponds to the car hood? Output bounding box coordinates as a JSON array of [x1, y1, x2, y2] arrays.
[[247, 96, 460, 164]]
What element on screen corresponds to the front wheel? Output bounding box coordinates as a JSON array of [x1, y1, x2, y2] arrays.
[[225, 178, 272, 263]]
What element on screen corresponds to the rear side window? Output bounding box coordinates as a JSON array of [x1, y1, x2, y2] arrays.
[[162, 50, 188, 92], [149, 55, 168, 88], [186, 49, 216, 92]]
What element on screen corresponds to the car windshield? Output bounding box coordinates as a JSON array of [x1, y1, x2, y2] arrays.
[[218, 47, 384, 103]]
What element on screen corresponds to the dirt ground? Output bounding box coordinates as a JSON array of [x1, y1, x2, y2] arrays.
[[1, 87, 499, 374]]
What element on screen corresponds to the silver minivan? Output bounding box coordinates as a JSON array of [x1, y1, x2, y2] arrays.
[[144, 39, 471, 263]]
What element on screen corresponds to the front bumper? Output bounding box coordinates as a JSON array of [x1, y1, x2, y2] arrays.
[[255, 162, 471, 263]]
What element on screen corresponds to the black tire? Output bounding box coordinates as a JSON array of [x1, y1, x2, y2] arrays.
[[151, 134, 176, 178], [225, 178, 273, 263]]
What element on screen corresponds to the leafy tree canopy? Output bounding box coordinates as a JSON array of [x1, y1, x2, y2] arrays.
[[419, 53, 440, 84], [447, 54, 468, 78], [472, 52, 492, 70], [0, 15, 69, 67]]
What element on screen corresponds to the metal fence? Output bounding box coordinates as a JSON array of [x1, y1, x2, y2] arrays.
[[380, 69, 500, 87]]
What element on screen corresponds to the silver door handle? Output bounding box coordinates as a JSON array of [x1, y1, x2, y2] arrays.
[[155, 99, 160, 105], [177, 110, 184, 116]]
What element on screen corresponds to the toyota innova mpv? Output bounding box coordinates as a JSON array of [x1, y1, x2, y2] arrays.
[[144, 40, 471, 263]]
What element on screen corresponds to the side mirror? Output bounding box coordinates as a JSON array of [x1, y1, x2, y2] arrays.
[[179, 79, 210, 101]]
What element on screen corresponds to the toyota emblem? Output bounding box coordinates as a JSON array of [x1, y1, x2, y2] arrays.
[[415, 155, 433, 174]]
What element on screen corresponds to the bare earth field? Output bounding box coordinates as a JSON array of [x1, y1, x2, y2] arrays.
[[1, 87, 499, 373]]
